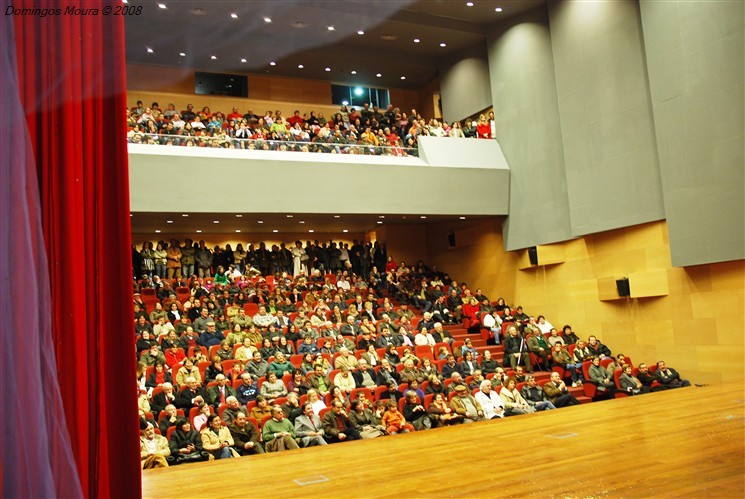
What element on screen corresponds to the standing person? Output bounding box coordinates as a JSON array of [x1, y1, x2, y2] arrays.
[[291, 240, 307, 277]]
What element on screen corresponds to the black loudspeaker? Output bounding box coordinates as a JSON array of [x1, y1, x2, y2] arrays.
[[528, 247, 538, 266], [616, 278, 630, 297], [447, 232, 456, 248]]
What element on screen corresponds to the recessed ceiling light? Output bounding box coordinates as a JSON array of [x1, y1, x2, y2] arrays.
[[325, 67, 331, 72], [241, 58, 247, 63], [357, 30, 364, 35], [334, 215, 340, 218], [166, 220, 173, 224], [235, 229, 241, 233], [342, 229, 349, 233], [308, 229, 315, 233], [158, 3, 166, 9], [327, 26, 335, 31], [195, 229, 202, 233], [122, 0, 128, 3], [413, 38, 420, 43], [440, 42, 447, 47], [460, 216, 466, 220], [420, 216, 427, 219], [235, 214, 243, 218], [342, 100, 349, 105], [257, 220, 264, 224], [211, 55, 217, 60], [155, 229, 161, 233], [213, 220, 220, 224], [379, 215, 385, 219], [297, 64, 304, 69], [377, 221, 383, 224], [179, 52, 186, 57], [400, 76, 406, 80], [299, 221, 305, 224], [269, 61, 276, 66], [130, 213, 133, 217], [146, 47, 154, 53], [230, 13, 238, 19], [466, 1, 474, 6], [272, 229, 279, 233], [263, 17, 272, 23], [376, 73, 382, 77], [182, 214, 189, 217], [495, 7, 503, 12], [350, 70, 357, 75], [286, 215, 293, 218]]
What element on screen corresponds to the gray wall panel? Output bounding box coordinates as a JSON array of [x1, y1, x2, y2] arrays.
[[440, 44, 492, 123], [640, 0, 744, 266], [487, 6, 573, 251], [547, 0, 665, 236]]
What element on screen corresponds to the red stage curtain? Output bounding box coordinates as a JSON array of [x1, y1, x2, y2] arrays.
[[11, 1, 141, 497]]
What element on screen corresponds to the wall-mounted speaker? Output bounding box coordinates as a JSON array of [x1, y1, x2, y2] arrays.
[[616, 277, 630, 297], [447, 232, 456, 248], [528, 246, 538, 265]]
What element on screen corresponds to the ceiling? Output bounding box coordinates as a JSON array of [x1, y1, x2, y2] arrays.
[[125, 0, 544, 89], [130, 212, 499, 235]]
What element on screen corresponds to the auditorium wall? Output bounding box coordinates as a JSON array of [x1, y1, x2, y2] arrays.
[[419, 219, 744, 384]]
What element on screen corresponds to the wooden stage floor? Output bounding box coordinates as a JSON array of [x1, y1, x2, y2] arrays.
[[142, 382, 745, 498]]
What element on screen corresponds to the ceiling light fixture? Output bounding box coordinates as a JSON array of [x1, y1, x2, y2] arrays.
[[182, 214, 189, 217], [495, 7, 503, 12], [420, 216, 427, 219], [357, 30, 364, 35], [166, 220, 173, 224], [122, 0, 128, 3], [460, 216, 467, 220], [308, 229, 314, 233], [351, 70, 357, 75], [213, 220, 220, 224], [179, 52, 186, 57], [466, 1, 474, 6], [376, 73, 382, 77], [155, 229, 161, 233], [235, 214, 243, 217], [342, 229, 349, 233], [297, 64, 304, 69], [195, 229, 202, 233], [286, 215, 293, 218], [327, 26, 335, 31], [263, 17, 272, 23], [146, 47, 153, 53], [235, 229, 241, 233], [334, 215, 340, 218], [325, 67, 331, 72], [230, 13, 238, 19], [269, 61, 276, 66], [157, 3, 166, 9], [379, 215, 385, 219], [211, 55, 217, 60], [400, 76, 406, 80], [413, 38, 420, 43], [377, 221, 383, 224], [272, 229, 279, 233], [299, 221, 305, 224], [440, 42, 447, 47], [241, 58, 247, 63], [257, 221, 264, 224]]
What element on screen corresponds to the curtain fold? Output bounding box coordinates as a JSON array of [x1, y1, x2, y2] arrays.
[[6, 1, 141, 497]]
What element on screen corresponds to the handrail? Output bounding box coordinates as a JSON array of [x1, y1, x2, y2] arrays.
[[126, 132, 419, 157]]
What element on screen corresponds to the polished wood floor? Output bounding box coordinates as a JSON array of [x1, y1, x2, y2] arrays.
[[142, 382, 745, 498]]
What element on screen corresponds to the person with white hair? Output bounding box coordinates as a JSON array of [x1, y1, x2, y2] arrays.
[[474, 380, 505, 419]]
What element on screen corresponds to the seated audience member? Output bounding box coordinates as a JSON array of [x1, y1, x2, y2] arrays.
[[546, 328, 564, 347], [349, 399, 386, 438], [499, 377, 535, 416], [520, 375, 556, 411], [157, 404, 180, 436], [543, 372, 581, 408], [207, 374, 235, 409], [260, 371, 288, 401], [140, 422, 172, 469], [201, 413, 237, 460], [428, 392, 462, 426], [587, 335, 612, 359], [246, 351, 269, 378], [333, 365, 357, 395], [140, 343, 166, 367], [176, 376, 206, 411], [334, 347, 359, 371], [322, 400, 362, 443], [281, 392, 303, 424], [169, 419, 209, 464], [619, 365, 648, 395], [503, 326, 533, 373], [551, 344, 583, 386], [588, 357, 617, 396], [262, 406, 300, 452], [572, 340, 592, 364], [636, 363, 666, 391], [192, 403, 211, 432], [655, 361, 691, 388], [235, 373, 259, 406], [474, 380, 505, 419], [382, 400, 416, 435], [308, 364, 332, 397], [147, 361, 173, 390], [353, 359, 378, 389], [294, 403, 328, 447], [228, 411, 265, 455], [527, 331, 552, 370], [250, 396, 273, 421], [562, 325, 580, 345], [376, 358, 401, 388], [175, 357, 202, 387], [450, 384, 485, 423], [458, 351, 479, 376], [482, 310, 503, 344], [402, 391, 431, 431]]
